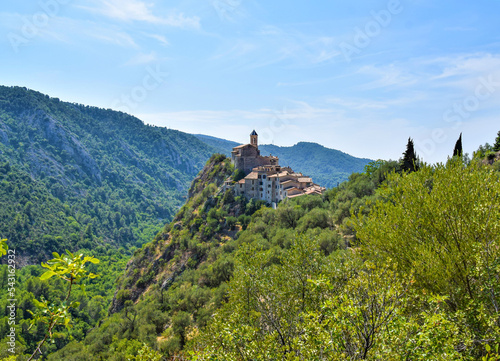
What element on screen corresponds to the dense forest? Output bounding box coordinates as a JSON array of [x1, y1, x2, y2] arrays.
[[0, 86, 219, 263]]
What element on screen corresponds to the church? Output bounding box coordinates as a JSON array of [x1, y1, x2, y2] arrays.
[[228, 130, 325, 205]]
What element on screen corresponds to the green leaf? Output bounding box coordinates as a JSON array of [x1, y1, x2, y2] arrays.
[[40, 270, 57, 281], [0, 239, 8, 256]]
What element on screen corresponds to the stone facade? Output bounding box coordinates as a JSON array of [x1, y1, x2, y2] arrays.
[[228, 131, 325, 204], [231, 131, 278, 174]]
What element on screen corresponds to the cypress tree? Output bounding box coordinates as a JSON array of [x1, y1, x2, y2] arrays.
[[453, 133, 463, 157], [401, 137, 419, 172], [494, 130, 500, 152]]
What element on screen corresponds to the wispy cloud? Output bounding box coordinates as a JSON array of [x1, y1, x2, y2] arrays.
[[81, 0, 200, 28], [0, 12, 138, 48], [124, 51, 159, 66], [356, 64, 418, 90], [144, 33, 169, 46]]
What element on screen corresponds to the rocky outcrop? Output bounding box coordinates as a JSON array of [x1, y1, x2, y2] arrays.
[[26, 111, 102, 183]]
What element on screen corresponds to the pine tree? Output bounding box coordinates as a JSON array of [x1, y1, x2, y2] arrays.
[[401, 137, 419, 172], [494, 130, 500, 152], [453, 133, 463, 157]]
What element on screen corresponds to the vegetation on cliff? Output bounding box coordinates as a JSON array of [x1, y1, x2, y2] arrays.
[[0, 86, 218, 263]]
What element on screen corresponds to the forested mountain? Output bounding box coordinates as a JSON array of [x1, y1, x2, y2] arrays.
[[193, 134, 372, 188], [42, 154, 400, 359], [0, 86, 217, 262]]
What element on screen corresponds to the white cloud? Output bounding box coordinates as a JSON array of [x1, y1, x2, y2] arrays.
[[144, 33, 169, 46], [0, 12, 138, 48], [356, 64, 418, 90], [81, 0, 200, 28], [124, 51, 159, 66], [432, 53, 500, 80]]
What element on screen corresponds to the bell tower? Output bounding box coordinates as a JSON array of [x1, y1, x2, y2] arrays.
[[250, 130, 258, 148]]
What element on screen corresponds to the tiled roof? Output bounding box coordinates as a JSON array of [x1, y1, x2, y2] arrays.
[[298, 177, 312, 183], [233, 144, 251, 149], [245, 172, 259, 180]]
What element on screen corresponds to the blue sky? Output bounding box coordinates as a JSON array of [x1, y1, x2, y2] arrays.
[[1, 0, 499, 163]]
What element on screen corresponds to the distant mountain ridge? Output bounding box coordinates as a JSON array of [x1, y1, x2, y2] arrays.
[[194, 134, 372, 188]]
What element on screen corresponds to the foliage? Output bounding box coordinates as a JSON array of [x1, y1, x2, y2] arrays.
[[0, 85, 219, 262], [0, 246, 128, 359], [454, 132, 463, 157], [352, 158, 500, 358], [495, 130, 500, 152], [186, 157, 500, 359], [400, 137, 420, 172], [127, 343, 164, 361], [0, 239, 7, 257], [26, 251, 100, 360]]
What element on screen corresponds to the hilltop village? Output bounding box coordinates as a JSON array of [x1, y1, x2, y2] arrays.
[[226, 130, 325, 206]]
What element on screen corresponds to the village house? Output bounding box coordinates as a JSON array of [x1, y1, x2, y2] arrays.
[[228, 130, 325, 205]]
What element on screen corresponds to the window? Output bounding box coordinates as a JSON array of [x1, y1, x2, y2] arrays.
[[263, 175, 267, 179]]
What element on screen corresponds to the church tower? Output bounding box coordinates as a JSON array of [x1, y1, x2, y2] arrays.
[[250, 130, 258, 148]]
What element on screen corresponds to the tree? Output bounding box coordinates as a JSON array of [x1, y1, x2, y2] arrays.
[[453, 133, 463, 157], [400, 137, 419, 172], [352, 158, 500, 349], [494, 130, 500, 152]]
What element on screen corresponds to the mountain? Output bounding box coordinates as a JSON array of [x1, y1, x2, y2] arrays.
[[193, 134, 372, 188], [192, 134, 239, 154], [0, 86, 218, 262]]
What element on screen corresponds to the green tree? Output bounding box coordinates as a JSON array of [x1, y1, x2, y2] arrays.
[[400, 137, 419, 172], [494, 130, 500, 152], [352, 158, 500, 353], [453, 132, 463, 157]]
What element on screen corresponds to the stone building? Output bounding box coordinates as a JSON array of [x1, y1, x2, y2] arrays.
[[231, 130, 279, 174], [228, 131, 325, 204]]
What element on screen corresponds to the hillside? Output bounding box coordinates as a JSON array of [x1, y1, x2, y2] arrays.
[[193, 134, 372, 188], [0, 86, 217, 262], [46, 155, 399, 360]]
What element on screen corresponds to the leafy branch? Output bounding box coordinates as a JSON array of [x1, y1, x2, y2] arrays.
[[27, 250, 99, 361]]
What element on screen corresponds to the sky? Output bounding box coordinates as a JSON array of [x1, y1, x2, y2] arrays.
[[1, 0, 499, 163]]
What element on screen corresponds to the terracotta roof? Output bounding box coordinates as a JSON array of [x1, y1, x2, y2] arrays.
[[298, 177, 312, 183], [245, 172, 259, 180], [233, 144, 251, 149]]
